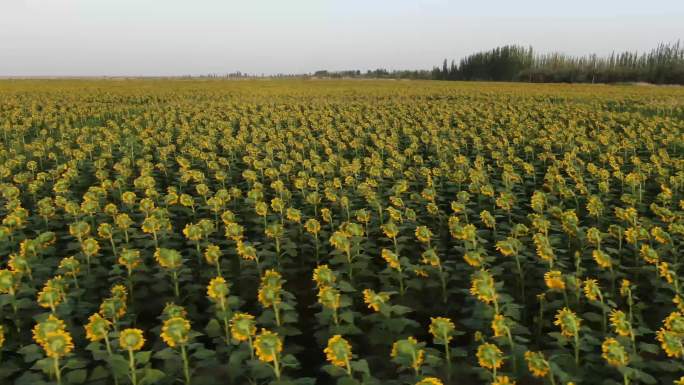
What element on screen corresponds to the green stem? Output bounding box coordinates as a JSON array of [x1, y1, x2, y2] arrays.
[[181, 345, 191, 385], [53, 357, 62, 385], [128, 349, 137, 385]]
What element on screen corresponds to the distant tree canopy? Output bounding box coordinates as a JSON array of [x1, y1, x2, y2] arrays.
[[432, 42, 684, 84]]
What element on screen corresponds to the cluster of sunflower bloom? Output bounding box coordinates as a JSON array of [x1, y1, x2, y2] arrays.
[[1, 81, 684, 385]]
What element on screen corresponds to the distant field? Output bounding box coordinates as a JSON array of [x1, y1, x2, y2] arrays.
[[1, 80, 684, 385]]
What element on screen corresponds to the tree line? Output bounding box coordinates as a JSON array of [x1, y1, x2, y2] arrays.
[[432, 42, 684, 84]]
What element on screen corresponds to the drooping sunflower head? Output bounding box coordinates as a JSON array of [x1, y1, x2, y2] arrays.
[[312, 265, 336, 288], [162, 303, 188, 319], [324, 335, 352, 367], [428, 317, 455, 345], [491, 314, 510, 338], [415, 378, 443, 385], [391, 337, 425, 371], [254, 329, 282, 363], [154, 248, 183, 270], [609, 309, 632, 337], [204, 244, 222, 265], [161, 317, 191, 348], [118, 248, 142, 270], [554, 307, 581, 338], [544, 270, 566, 291], [476, 342, 503, 370], [601, 337, 629, 367], [656, 328, 684, 358], [43, 330, 74, 358], [524, 351, 550, 378], [304, 218, 321, 235], [492, 375, 516, 385], [381, 248, 401, 270], [317, 286, 341, 310], [119, 328, 145, 351], [230, 312, 256, 342], [362, 289, 391, 312], [207, 276, 229, 302], [32, 315, 66, 347], [583, 279, 601, 301], [469, 269, 498, 305], [85, 313, 111, 342], [664, 312, 684, 335], [414, 226, 433, 244]]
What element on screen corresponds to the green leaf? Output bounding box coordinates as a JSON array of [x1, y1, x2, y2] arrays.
[[205, 319, 222, 338], [140, 368, 166, 385], [65, 369, 88, 384]]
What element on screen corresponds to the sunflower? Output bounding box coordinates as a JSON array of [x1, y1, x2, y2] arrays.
[[32, 315, 67, 347], [656, 328, 683, 358], [154, 248, 183, 269], [324, 335, 352, 368], [415, 378, 443, 385], [415, 226, 433, 243], [544, 270, 566, 291], [254, 329, 282, 363], [470, 270, 498, 306], [204, 244, 222, 265], [317, 286, 341, 310], [592, 249, 612, 269], [554, 308, 581, 338], [524, 351, 549, 378], [230, 312, 256, 342], [43, 330, 75, 358], [362, 289, 391, 312], [84, 313, 111, 342], [583, 279, 601, 301], [119, 328, 145, 351], [476, 342, 503, 370], [161, 317, 191, 348], [429, 317, 455, 344], [492, 376, 516, 385], [312, 265, 336, 288], [601, 337, 629, 367], [381, 248, 401, 270], [609, 310, 632, 337], [391, 337, 425, 371], [207, 276, 229, 302], [491, 314, 509, 338]]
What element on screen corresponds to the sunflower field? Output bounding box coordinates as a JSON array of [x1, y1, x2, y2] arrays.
[[0, 79, 684, 385]]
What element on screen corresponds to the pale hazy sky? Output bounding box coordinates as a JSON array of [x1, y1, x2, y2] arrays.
[[1, 0, 683, 76]]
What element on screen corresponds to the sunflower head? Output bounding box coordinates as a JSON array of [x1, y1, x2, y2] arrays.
[[154, 248, 183, 270], [312, 265, 336, 288], [470, 270, 498, 305], [32, 315, 66, 347], [119, 328, 145, 351], [415, 378, 443, 385], [317, 286, 341, 310], [254, 329, 282, 363], [656, 328, 683, 358], [85, 313, 111, 342], [43, 330, 74, 358], [381, 248, 401, 270], [544, 270, 566, 291], [524, 351, 550, 378], [207, 276, 230, 302], [476, 342, 503, 370], [391, 337, 425, 371], [230, 312, 256, 342], [161, 317, 191, 348], [601, 337, 629, 367], [362, 289, 391, 312], [583, 279, 601, 301], [609, 310, 632, 337], [429, 317, 455, 345], [324, 335, 352, 367], [554, 307, 581, 338]]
